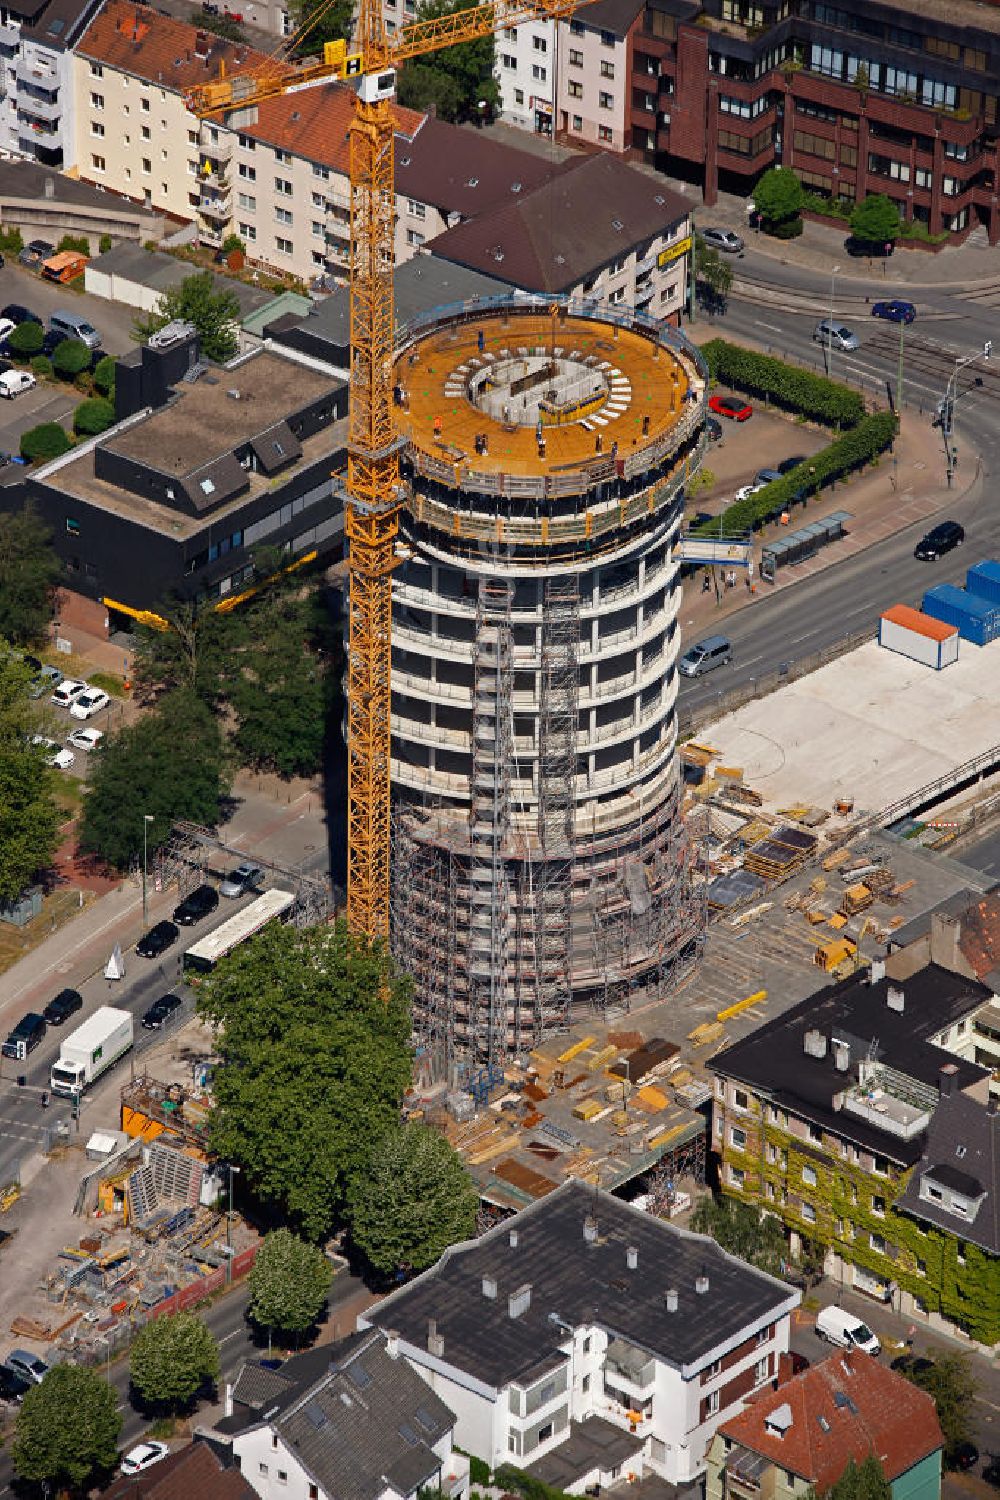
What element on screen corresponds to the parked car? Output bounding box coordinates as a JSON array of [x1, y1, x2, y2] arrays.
[[0, 1365, 30, 1402], [28, 662, 63, 698], [219, 862, 264, 898], [0, 303, 41, 326], [708, 394, 753, 422], [813, 320, 860, 352], [69, 687, 110, 721], [0, 317, 16, 343], [141, 993, 183, 1029], [0, 369, 36, 399], [67, 727, 104, 752], [49, 310, 101, 350], [701, 227, 745, 254], [51, 678, 89, 707], [815, 1305, 880, 1355], [754, 468, 783, 486], [172, 883, 220, 925], [950, 1443, 980, 1473], [735, 481, 767, 502], [914, 520, 964, 560], [705, 416, 724, 442], [121, 1442, 170, 1475], [4, 1350, 49, 1386], [871, 299, 916, 324], [678, 634, 732, 678], [19, 239, 54, 267], [778, 454, 808, 475], [31, 736, 75, 770], [135, 920, 179, 959], [43, 988, 84, 1026]]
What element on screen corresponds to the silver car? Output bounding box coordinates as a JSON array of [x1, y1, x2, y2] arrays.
[[814, 320, 860, 351], [219, 862, 264, 898], [702, 227, 745, 254]]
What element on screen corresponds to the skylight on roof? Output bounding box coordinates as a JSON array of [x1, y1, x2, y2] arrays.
[[956, 1144, 967, 1157], [512, 182, 522, 193], [398, 1424, 418, 1447], [303, 1401, 328, 1429], [414, 1407, 437, 1434], [612, 218, 623, 231], [818, 1416, 831, 1432], [467, 177, 479, 188], [348, 1361, 372, 1389], [199, 477, 215, 494]]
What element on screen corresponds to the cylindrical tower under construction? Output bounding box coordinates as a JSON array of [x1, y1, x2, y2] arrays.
[[389, 297, 708, 1074]]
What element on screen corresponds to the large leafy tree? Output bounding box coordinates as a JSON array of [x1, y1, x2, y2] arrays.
[[77, 687, 229, 869], [849, 193, 901, 247], [695, 234, 734, 313], [287, 0, 353, 55], [12, 1365, 121, 1492], [350, 1121, 478, 1277], [249, 1228, 334, 1338], [753, 166, 804, 228], [130, 1312, 220, 1412], [135, 270, 241, 363], [198, 920, 412, 1241], [690, 1193, 789, 1276], [0, 652, 62, 903], [397, 0, 499, 121], [897, 1349, 976, 1464], [829, 1457, 892, 1500], [0, 507, 60, 645]]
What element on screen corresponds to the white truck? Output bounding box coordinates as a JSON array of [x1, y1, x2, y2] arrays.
[[50, 1007, 134, 1097]]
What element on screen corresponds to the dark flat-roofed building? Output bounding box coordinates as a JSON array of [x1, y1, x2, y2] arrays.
[[361, 1180, 800, 1488]]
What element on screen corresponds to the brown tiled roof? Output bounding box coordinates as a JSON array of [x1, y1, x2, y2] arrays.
[[75, 0, 278, 93], [425, 151, 689, 292], [719, 1351, 943, 1492], [234, 80, 424, 173], [103, 1440, 256, 1500], [959, 894, 1000, 984], [395, 118, 557, 217]]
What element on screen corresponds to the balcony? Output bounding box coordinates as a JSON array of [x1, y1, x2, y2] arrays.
[[15, 56, 56, 88], [199, 131, 233, 163], [200, 164, 229, 191], [198, 222, 224, 248], [199, 190, 231, 219], [604, 1339, 656, 1394], [0, 21, 19, 49], [19, 92, 61, 125]]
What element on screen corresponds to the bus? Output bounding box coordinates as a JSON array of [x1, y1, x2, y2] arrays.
[[182, 888, 296, 975]]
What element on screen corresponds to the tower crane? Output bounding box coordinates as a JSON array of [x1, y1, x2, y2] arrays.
[[187, 0, 592, 940]]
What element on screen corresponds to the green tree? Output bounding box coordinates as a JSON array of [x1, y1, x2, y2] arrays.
[[689, 1193, 789, 1276], [132, 598, 233, 703], [93, 354, 116, 399], [0, 507, 60, 644], [0, 652, 62, 903], [350, 1121, 478, 1277], [130, 1312, 220, 1413], [21, 422, 72, 462], [898, 1349, 977, 1464], [73, 397, 116, 437], [227, 589, 334, 777], [397, 0, 499, 121], [99, 232, 113, 253], [221, 233, 247, 256], [31, 355, 52, 380], [135, 270, 241, 363], [57, 233, 90, 255], [829, 1457, 891, 1500], [695, 234, 734, 311], [287, 0, 353, 56], [51, 338, 91, 380], [249, 1228, 334, 1338], [849, 193, 901, 246], [0, 224, 23, 255], [753, 166, 804, 228], [12, 1364, 121, 1493], [8, 320, 44, 358], [198, 920, 412, 1241], [78, 687, 229, 869]]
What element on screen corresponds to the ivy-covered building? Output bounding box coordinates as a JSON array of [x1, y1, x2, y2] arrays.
[[708, 960, 1000, 1350]]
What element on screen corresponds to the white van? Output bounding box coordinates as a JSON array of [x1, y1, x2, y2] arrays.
[[0, 369, 35, 399], [815, 1305, 881, 1355]]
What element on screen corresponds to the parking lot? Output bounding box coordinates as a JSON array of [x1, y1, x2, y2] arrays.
[[689, 406, 829, 521]]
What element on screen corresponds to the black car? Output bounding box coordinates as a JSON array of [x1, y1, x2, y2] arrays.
[[135, 920, 179, 959], [915, 520, 964, 561], [0, 303, 41, 327], [706, 416, 724, 443], [141, 993, 183, 1029], [41, 330, 104, 367], [950, 1443, 980, 1473], [889, 1353, 934, 1377], [172, 883, 220, 926], [778, 454, 808, 475], [983, 1457, 1000, 1488], [0, 1366, 30, 1402], [43, 988, 84, 1026]]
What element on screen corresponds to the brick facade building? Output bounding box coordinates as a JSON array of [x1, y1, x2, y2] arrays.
[[628, 0, 1000, 243]]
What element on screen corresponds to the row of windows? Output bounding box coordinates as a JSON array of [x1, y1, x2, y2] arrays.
[[717, 124, 771, 157], [794, 98, 857, 130], [807, 46, 959, 109], [719, 92, 771, 119], [809, 3, 988, 72], [793, 128, 856, 166]]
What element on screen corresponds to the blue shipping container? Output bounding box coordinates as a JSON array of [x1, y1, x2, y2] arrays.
[[966, 559, 1000, 606], [922, 583, 1000, 646]]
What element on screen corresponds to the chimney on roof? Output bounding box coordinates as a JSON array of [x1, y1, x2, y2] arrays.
[[482, 1275, 497, 1300], [695, 1266, 710, 1296], [427, 1319, 444, 1358], [886, 985, 905, 1013], [939, 1063, 958, 1097], [509, 1227, 519, 1249], [386, 1330, 400, 1359], [869, 957, 886, 985], [929, 910, 975, 979], [583, 1215, 598, 1244], [665, 1288, 679, 1312], [626, 1246, 638, 1271], [773, 1352, 796, 1389], [508, 1284, 531, 1320], [803, 1029, 828, 1060], [987, 1095, 999, 1116], [194, 27, 209, 57]]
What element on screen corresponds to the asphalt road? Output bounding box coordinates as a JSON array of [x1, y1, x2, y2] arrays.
[[676, 262, 1000, 718]]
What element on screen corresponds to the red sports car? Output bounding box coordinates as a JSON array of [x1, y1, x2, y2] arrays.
[[709, 394, 753, 421]]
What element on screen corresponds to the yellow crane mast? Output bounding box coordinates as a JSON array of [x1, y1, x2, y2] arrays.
[[188, 0, 590, 940]]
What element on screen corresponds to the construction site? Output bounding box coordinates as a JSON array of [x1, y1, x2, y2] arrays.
[[388, 299, 709, 1076]]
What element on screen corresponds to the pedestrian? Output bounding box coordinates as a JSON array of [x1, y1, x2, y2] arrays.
[[477, 328, 485, 354], [433, 414, 442, 438], [702, 571, 711, 594]]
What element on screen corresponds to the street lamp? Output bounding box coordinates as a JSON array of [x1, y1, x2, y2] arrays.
[[827, 263, 841, 377], [141, 813, 155, 926], [939, 340, 992, 487], [226, 1163, 241, 1283]]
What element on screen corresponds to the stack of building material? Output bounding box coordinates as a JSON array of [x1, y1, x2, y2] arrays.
[[879, 603, 960, 668], [744, 826, 818, 880]]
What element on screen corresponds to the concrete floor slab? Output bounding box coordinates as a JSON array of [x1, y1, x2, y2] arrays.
[[702, 636, 1000, 816]]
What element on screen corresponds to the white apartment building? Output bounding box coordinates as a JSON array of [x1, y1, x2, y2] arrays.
[[361, 1182, 799, 1489], [496, 16, 555, 136], [0, 0, 102, 168]]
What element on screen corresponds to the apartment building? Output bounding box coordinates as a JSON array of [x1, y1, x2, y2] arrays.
[[627, 0, 1000, 242], [362, 1181, 800, 1488], [708, 957, 1000, 1349], [558, 0, 645, 152], [72, 0, 275, 222], [426, 151, 691, 321], [496, 16, 556, 135], [0, 0, 102, 168]]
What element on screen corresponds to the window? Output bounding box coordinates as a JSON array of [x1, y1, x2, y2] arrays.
[[872, 1194, 886, 1216], [728, 1164, 745, 1189], [757, 1326, 771, 1346], [705, 1358, 722, 1378], [275, 147, 292, 163], [600, 59, 614, 78], [734, 1089, 749, 1111], [239, 163, 256, 181], [582, 1373, 590, 1393], [957, 1241, 966, 1264], [705, 1390, 720, 1416], [90, 92, 104, 108], [276, 236, 293, 254], [141, 124, 150, 140], [91, 122, 105, 137], [271, 1436, 279, 1451], [754, 1357, 769, 1384], [532, 64, 546, 81], [572, 114, 583, 130], [569, 47, 583, 65], [142, 158, 151, 174], [312, 220, 323, 236], [599, 90, 613, 108], [141, 96, 150, 112], [275, 177, 293, 195], [238, 222, 256, 241], [873, 1155, 889, 1177], [501, 52, 516, 68], [515, 88, 524, 103], [276, 206, 293, 225], [65, 518, 80, 536], [406, 228, 425, 246], [238, 192, 256, 210], [259, 1464, 269, 1476], [802, 1165, 817, 1187], [277, 1474, 287, 1484], [90, 62, 103, 76], [598, 125, 613, 142], [870, 1232, 886, 1255], [600, 27, 615, 44], [407, 199, 426, 218], [91, 153, 105, 171], [308, 1487, 319, 1500], [533, 34, 546, 50], [730, 1126, 747, 1150], [568, 80, 583, 98], [801, 1202, 816, 1223], [916, 1257, 927, 1277], [312, 163, 329, 179], [583, 1336, 592, 1353], [808, 1123, 823, 1143]]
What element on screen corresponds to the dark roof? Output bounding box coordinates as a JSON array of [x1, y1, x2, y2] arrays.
[[426, 153, 689, 293], [395, 119, 556, 218], [229, 1330, 455, 1500], [528, 1416, 644, 1489], [364, 1181, 798, 1386], [21, 0, 98, 48], [0, 159, 148, 215], [896, 1092, 1000, 1254], [565, 0, 646, 37], [103, 1439, 256, 1500], [709, 963, 992, 1166]]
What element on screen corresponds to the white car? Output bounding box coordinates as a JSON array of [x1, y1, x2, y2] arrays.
[[51, 678, 89, 708], [69, 687, 110, 721], [734, 481, 766, 503], [29, 735, 73, 769], [0, 369, 36, 399], [0, 317, 16, 342], [67, 727, 103, 752], [121, 1441, 170, 1475]]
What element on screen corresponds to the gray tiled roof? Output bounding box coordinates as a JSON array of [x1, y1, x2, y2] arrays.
[[229, 1362, 295, 1413], [896, 1092, 1000, 1254]]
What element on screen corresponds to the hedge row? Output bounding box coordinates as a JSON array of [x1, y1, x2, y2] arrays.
[[714, 408, 899, 533], [702, 338, 865, 429]]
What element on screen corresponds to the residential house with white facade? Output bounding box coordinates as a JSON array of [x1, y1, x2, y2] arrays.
[[360, 1181, 800, 1489], [557, 0, 645, 152], [496, 15, 555, 136], [0, 0, 102, 168]]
